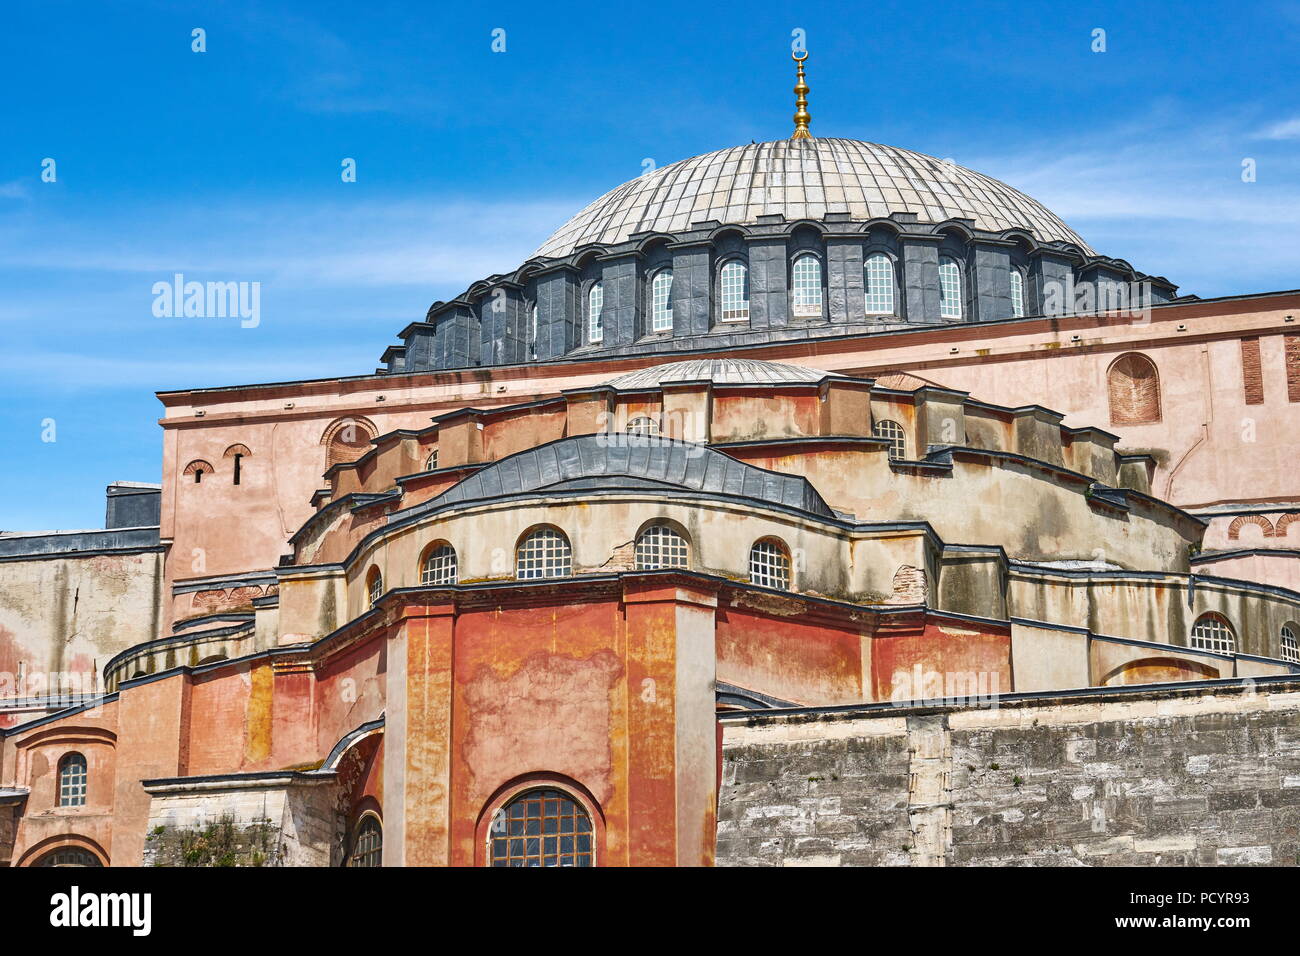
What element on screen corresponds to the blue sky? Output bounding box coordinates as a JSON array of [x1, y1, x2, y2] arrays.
[[2, 0, 1298, 529]]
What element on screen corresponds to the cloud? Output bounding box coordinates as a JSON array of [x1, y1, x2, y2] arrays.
[[0, 180, 30, 200], [1256, 117, 1300, 140], [0, 195, 581, 290]]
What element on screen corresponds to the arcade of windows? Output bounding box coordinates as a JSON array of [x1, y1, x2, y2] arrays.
[[568, 251, 1037, 340]]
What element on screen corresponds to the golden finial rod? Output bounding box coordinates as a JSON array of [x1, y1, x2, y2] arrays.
[[791, 50, 811, 140]]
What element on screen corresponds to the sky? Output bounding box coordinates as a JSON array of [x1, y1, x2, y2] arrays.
[[1, 0, 1298, 530]]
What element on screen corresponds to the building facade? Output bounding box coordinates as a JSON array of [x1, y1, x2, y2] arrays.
[[3, 118, 1300, 866]]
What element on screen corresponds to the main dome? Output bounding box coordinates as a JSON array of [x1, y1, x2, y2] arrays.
[[534, 138, 1091, 259]]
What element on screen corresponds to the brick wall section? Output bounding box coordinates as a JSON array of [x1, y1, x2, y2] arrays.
[[718, 681, 1300, 866], [1286, 333, 1300, 403], [1241, 336, 1265, 405]]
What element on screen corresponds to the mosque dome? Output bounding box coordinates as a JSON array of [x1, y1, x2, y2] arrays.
[[605, 358, 844, 389], [534, 138, 1092, 259]]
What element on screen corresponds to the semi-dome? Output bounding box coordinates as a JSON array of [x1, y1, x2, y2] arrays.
[[605, 358, 843, 389], [534, 138, 1092, 259]]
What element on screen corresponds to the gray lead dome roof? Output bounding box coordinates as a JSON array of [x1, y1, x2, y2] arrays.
[[606, 359, 843, 389], [534, 138, 1092, 258]]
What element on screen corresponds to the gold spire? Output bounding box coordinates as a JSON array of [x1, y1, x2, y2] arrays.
[[791, 50, 811, 140]]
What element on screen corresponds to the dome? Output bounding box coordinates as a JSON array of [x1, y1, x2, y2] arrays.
[[534, 138, 1091, 259], [606, 358, 843, 389]]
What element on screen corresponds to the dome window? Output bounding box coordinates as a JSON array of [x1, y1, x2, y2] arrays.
[[529, 302, 539, 356], [635, 524, 689, 570], [421, 543, 458, 586], [873, 419, 907, 460], [1190, 613, 1235, 654], [366, 567, 383, 610], [749, 538, 792, 590], [864, 254, 895, 315], [1282, 624, 1299, 663], [938, 258, 963, 320], [1009, 269, 1026, 318], [651, 269, 674, 333], [587, 282, 604, 344], [791, 254, 823, 318], [719, 261, 750, 321], [626, 416, 659, 437], [516, 528, 572, 580]]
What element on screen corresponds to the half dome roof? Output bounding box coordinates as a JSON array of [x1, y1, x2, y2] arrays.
[[605, 358, 843, 390], [534, 138, 1091, 259]]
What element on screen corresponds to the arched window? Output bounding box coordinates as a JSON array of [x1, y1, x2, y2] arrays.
[[650, 269, 674, 333], [749, 538, 791, 590], [183, 459, 214, 484], [1009, 269, 1026, 318], [421, 544, 458, 586], [864, 254, 895, 315], [323, 417, 377, 469], [58, 753, 87, 807], [873, 419, 907, 460], [1107, 353, 1162, 425], [529, 302, 539, 356], [366, 567, 383, 609], [719, 260, 750, 322], [791, 254, 823, 318], [489, 788, 594, 867], [224, 444, 251, 485], [1190, 613, 1236, 654], [426, 448, 439, 471], [1282, 624, 1299, 663], [938, 257, 963, 320], [348, 815, 383, 867], [516, 528, 572, 580], [587, 282, 604, 344], [626, 416, 659, 437], [36, 848, 101, 867], [635, 525, 689, 570]]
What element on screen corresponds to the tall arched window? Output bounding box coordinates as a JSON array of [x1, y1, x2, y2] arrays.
[[873, 419, 907, 460], [1190, 613, 1236, 654], [348, 815, 383, 867], [1009, 269, 1026, 318], [489, 788, 594, 867], [1107, 353, 1162, 425], [635, 524, 689, 570], [864, 254, 895, 315], [516, 528, 572, 580], [749, 538, 791, 590], [626, 416, 659, 437], [366, 567, 383, 609], [1282, 624, 1299, 663], [791, 254, 823, 317], [58, 753, 87, 807], [650, 269, 674, 333], [587, 282, 604, 344], [421, 543, 458, 586], [719, 260, 750, 321], [529, 302, 539, 356], [938, 257, 963, 320], [426, 448, 439, 471]]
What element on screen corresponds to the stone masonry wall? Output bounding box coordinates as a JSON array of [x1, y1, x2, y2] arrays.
[[718, 681, 1300, 866], [143, 779, 342, 867]]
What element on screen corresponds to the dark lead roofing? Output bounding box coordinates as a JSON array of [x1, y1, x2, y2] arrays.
[[431, 434, 834, 517]]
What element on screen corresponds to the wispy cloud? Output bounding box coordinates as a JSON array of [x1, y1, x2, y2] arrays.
[[1255, 117, 1300, 140], [0, 195, 580, 290], [964, 116, 1300, 295]]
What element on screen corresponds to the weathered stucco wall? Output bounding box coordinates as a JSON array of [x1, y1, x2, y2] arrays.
[[0, 549, 163, 709], [718, 680, 1300, 866]]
